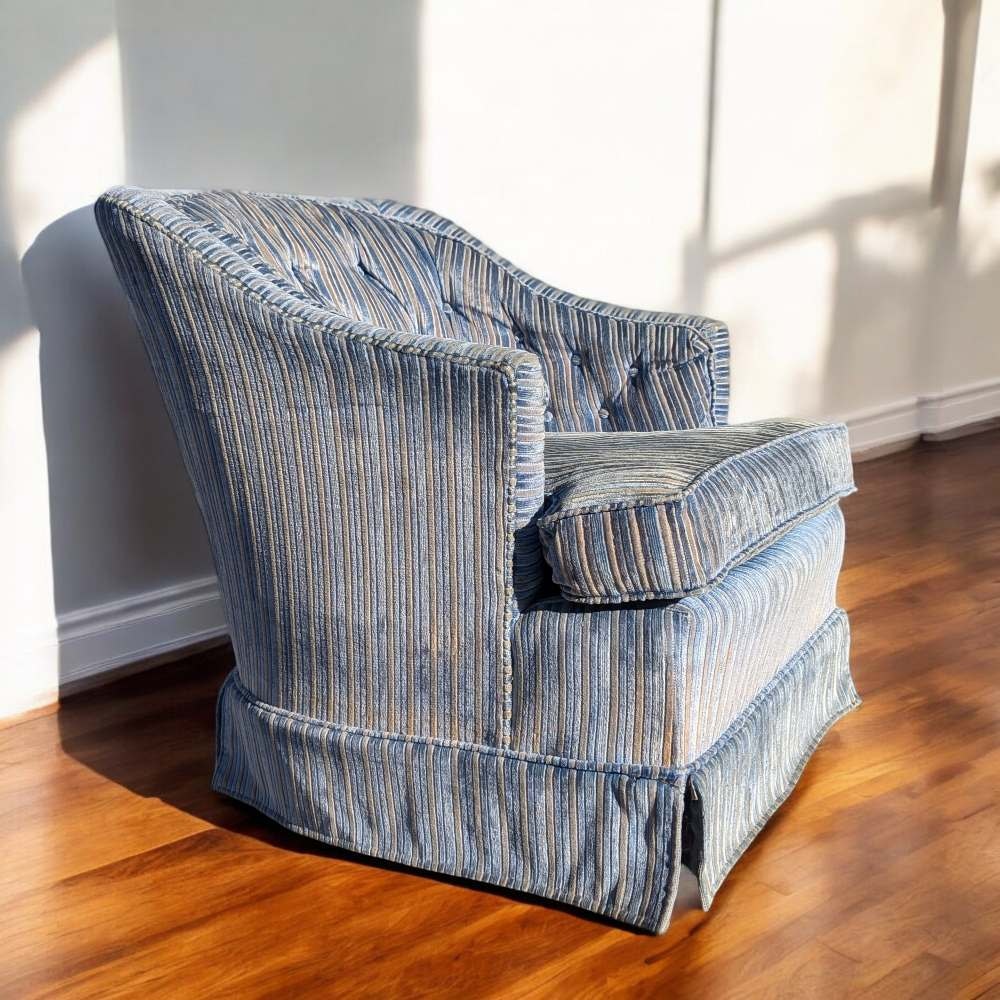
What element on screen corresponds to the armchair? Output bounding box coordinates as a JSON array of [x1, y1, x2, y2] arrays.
[[96, 187, 859, 932]]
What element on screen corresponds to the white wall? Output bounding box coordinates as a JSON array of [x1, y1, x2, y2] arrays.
[[1, 1, 998, 718], [703, 0, 999, 441], [417, 0, 711, 312], [1, 3, 125, 715], [702, 2, 942, 420], [417, 0, 1000, 441], [944, 0, 1000, 391]]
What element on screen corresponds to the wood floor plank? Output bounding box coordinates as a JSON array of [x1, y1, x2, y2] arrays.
[[2, 430, 998, 998]]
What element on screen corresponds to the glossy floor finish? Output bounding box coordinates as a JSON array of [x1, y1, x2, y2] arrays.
[[2, 431, 999, 999]]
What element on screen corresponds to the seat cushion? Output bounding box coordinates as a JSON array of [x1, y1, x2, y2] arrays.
[[537, 419, 854, 604]]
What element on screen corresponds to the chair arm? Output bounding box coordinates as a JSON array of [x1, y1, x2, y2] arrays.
[[511, 284, 730, 431]]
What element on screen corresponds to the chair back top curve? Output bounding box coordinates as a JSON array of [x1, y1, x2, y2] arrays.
[[109, 187, 540, 350]]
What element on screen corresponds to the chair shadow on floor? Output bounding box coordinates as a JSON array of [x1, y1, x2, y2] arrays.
[[56, 643, 708, 933]]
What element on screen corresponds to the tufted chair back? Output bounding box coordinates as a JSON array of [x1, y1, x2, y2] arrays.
[[170, 190, 521, 349], [162, 189, 728, 434]]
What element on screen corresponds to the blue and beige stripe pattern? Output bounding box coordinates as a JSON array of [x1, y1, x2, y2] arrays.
[[95, 186, 859, 932], [512, 506, 848, 767]]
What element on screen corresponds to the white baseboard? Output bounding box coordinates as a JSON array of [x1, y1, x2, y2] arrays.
[[918, 378, 1000, 435], [57, 575, 227, 688], [842, 398, 922, 454], [842, 377, 1000, 456]]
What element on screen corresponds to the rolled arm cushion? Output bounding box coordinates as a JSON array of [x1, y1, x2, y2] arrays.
[[538, 419, 855, 604]]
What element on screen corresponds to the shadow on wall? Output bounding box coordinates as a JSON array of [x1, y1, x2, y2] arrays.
[[683, 168, 1000, 419], [681, 0, 998, 419], [22, 209, 209, 615], [7, 0, 421, 686]]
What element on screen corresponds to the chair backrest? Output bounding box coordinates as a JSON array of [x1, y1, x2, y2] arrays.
[[142, 189, 727, 437], [164, 189, 525, 349]]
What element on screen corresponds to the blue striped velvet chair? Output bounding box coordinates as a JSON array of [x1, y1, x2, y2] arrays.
[[96, 187, 860, 932]]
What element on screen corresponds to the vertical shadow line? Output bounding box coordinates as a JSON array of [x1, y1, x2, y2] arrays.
[[931, 0, 982, 211], [701, 0, 721, 242]]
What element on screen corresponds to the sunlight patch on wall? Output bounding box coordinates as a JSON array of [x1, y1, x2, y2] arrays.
[[417, 0, 710, 310], [6, 35, 124, 256], [713, 232, 837, 420], [0, 321, 60, 715], [1, 33, 124, 717], [703, 0, 941, 420]]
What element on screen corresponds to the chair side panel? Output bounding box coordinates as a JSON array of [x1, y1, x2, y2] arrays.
[[96, 197, 521, 746]]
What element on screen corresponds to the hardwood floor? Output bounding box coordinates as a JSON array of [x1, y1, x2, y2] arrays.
[[2, 430, 999, 999]]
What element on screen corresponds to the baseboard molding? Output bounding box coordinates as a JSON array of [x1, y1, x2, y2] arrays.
[[57, 576, 228, 688], [842, 377, 1000, 458], [918, 377, 1000, 433]]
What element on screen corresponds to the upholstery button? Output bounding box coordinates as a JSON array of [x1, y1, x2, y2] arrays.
[[570, 353, 582, 366], [544, 409, 554, 424], [628, 366, 639, 378], [598, 408, 610, 419]]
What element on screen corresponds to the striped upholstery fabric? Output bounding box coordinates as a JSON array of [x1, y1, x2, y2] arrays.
[[165, 189, 730, 433], [539, 420, 855, 603], [685, 609, 855, 907], [512, 505, 847, 766], [213, 675, 685, 932], [96, 186, 859, 933]]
